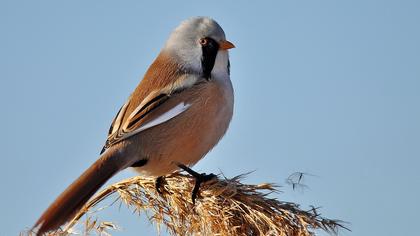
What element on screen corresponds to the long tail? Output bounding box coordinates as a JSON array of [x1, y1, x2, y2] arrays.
[[33, 149, 126, 235]]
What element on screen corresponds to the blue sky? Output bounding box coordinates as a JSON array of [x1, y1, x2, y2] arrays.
[[1, 0, 419, 235]]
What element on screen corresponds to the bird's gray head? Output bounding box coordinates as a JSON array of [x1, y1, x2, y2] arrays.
[[164, 17, 235, 79]]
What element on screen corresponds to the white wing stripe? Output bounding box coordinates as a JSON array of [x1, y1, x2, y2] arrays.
[[122, 102, 191, 140]]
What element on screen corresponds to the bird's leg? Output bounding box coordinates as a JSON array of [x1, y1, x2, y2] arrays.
[[155, 176, 166, 195], [177, 163, 216, 204]]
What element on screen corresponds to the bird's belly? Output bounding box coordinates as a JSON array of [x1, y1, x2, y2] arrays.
[[132, 80, 233, 177]]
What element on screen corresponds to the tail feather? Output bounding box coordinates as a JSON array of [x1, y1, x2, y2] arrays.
[[34, 149, 125, 235]]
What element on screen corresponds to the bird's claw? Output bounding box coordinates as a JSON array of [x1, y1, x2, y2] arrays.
[[177, 163, 216, 204], [155, 176, 166, 195]]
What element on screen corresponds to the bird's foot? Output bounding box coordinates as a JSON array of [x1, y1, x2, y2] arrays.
[[155, 176, 172, 196], [177, 163, 216, 204]]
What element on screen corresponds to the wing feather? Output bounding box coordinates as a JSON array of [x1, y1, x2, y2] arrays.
[[121, 102, 191, 140], [101, 89, 192, 153]]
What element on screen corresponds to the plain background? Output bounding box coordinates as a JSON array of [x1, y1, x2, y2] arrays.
[[1, 1, 419, 235]]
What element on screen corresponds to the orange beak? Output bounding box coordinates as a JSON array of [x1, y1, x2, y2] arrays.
[[219, 40, 235, 50]]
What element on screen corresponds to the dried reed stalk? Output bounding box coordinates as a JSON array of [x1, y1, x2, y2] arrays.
[[26, 172, 347, 236]]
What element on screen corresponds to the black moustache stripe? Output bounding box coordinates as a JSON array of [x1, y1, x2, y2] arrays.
[[201, 37, 219, 80]]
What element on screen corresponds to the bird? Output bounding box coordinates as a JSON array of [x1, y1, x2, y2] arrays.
[[33, 16, 235, 235]]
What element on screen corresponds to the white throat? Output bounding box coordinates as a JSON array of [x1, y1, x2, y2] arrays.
[[211, 50, 230, 80]]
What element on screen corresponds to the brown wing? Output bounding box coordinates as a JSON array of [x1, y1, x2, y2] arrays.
[[100, 51, 191, 154], [101, 92, 171, 153]]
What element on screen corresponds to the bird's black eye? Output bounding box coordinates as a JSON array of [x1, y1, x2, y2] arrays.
[[199, 38, 208, 46]]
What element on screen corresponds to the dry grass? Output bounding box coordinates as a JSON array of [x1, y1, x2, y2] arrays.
[[25, 172, 348, 236]]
